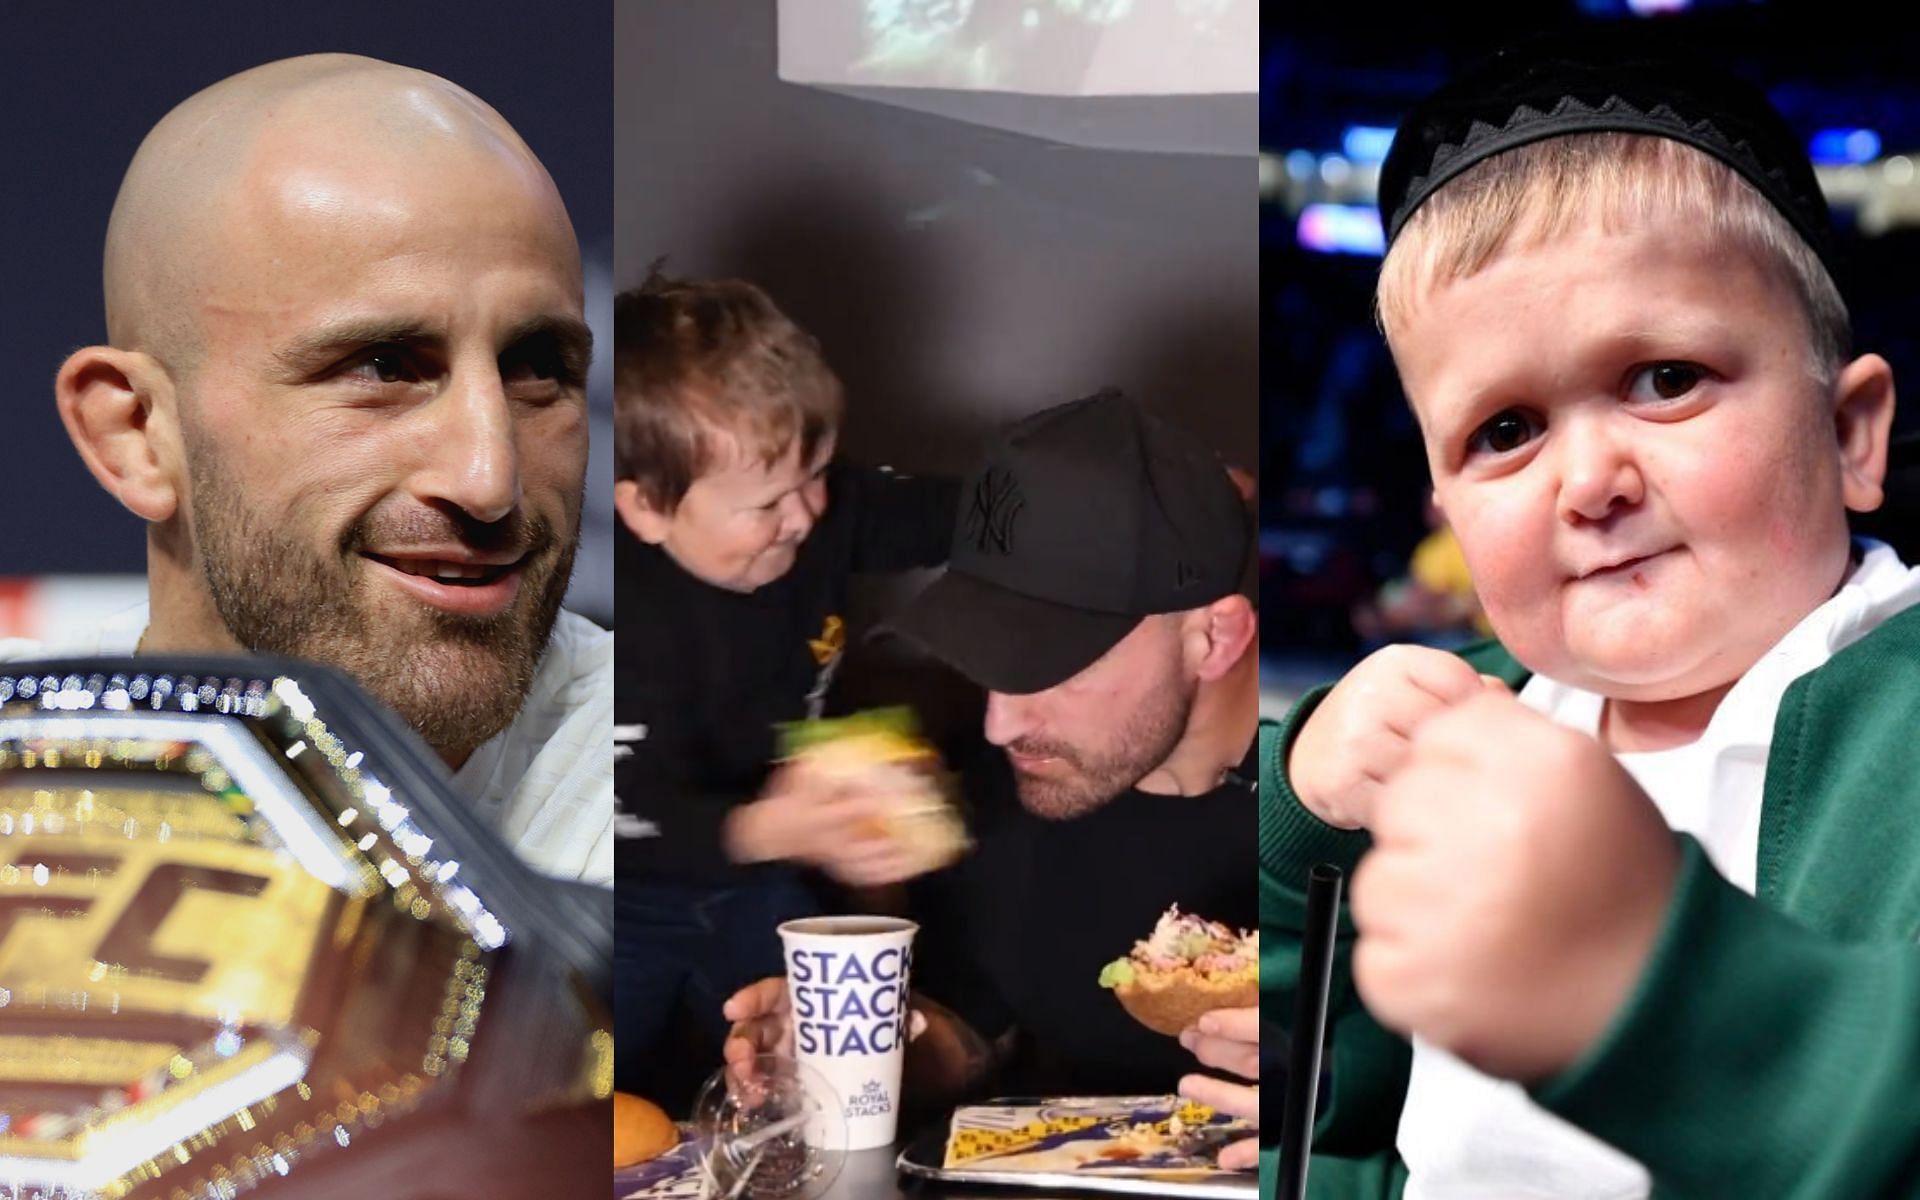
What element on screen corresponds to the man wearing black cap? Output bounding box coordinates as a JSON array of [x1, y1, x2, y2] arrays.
[[723, 389, 1261, 1105]]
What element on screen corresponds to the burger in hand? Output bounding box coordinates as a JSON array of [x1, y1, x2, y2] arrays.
[[1099, 907, 1258, 1036], [780, 707, 970, 875]]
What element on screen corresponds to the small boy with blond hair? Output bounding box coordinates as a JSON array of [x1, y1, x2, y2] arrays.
[[613, 268, 958, 1105], [1265, 30, 1919, 1198]]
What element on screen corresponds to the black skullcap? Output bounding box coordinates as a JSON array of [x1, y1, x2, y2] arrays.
[[1378, 27, 1838, 278]]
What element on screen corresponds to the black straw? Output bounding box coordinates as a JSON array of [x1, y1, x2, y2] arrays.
[[1278, 863, 1342, 1200]]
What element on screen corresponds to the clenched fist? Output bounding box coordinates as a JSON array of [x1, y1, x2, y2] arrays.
[[1349, 690, 1682, 1083], [1289, 644, 1500, 830]]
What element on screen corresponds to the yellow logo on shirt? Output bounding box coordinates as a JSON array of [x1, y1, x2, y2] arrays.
[[809, 615, 846, 666]]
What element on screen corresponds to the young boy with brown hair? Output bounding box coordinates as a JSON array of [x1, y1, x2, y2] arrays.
[[612, 268, 959, 1106], [1265, 30, 1919, 1197]]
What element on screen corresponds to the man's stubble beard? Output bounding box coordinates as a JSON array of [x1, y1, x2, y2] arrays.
[[187, 456, 576, 765], [1008, 666, 1197, 821]]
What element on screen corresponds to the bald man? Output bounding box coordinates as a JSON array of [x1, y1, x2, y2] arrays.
[[7, 55, 611, 883]]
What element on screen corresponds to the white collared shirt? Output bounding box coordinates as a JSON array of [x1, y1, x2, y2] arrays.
[[1, 604, 613, 886], [1398, 540, 1920, 1199]]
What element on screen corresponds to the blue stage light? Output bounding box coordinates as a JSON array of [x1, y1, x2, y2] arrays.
[[1342, 126, 1396, 165], [1298, 204, 1385, 257], [1810, 128, 1882, 166]]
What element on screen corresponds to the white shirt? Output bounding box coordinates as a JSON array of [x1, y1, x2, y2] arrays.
[[1398, 540, 1920, 1199], [1, 604, 614, 887]]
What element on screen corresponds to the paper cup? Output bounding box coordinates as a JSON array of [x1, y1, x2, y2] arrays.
[[778, 915, 918, 1150]]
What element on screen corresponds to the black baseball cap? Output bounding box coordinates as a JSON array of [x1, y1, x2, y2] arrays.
[[884, 389, 1250, 695]]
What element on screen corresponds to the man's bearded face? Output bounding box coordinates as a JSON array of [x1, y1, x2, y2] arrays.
[[986, 615, 1198, 820], [187, 445, 577, 762], [170, 125, 590, 762]]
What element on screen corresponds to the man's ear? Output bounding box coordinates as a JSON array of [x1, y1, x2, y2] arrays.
[[55, 346, 182, 522], [1833, 352, 1897, 514], [1186, 594, 1257, 683], [613, 478, 674, 544]]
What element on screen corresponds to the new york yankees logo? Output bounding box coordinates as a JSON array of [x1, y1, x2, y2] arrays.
[[965, 466, 1026, 555]]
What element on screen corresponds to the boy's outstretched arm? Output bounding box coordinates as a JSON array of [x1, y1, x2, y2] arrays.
[[840, 463, 961, 571]]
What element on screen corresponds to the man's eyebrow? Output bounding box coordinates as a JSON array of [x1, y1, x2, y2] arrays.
[[501, 313, 595, 367], [270, 313, 594, 376], [271, 319, 444, 374]]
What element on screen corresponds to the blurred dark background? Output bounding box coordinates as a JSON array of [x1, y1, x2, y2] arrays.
[[0, 1, 614, 628], [615, 3, 1255, 474], [1262, 0, 1920, 700], [615, 1, 1256, 742]]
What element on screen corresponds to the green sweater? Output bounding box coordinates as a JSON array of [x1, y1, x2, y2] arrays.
[[1261, 604, 1920, 1199]]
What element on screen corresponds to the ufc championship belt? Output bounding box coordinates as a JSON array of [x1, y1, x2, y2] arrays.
[[0, 658, 612, 1199]]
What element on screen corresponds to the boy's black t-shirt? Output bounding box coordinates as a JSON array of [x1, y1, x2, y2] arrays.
[[615, 463, 959, 883], [911, 737, 1259, 1097]]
